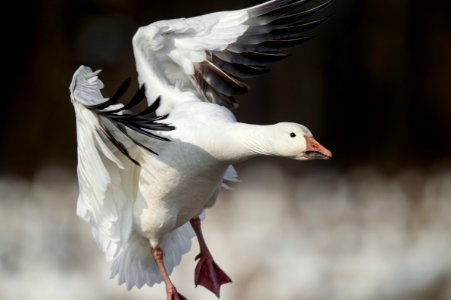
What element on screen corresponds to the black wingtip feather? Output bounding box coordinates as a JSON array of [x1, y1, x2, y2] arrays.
[[197, 62, 249, 96], [260, 36, 314, 49], [116, 125, 159, 156], [271, 16, 330, 35], [256, 0, 316, 18], [88, 77, 131, 110], [97, 125, 141, 166], [241, 51, 289, 64], [212, 56, 270, 79], [289, 0, 334, 19], [189, 0, 333, 109], [85, 78, 174, 162], [250, 0, 310, 17], [106, 85, 146, 114]]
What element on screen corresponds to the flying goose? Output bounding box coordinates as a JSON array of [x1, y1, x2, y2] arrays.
[[70, 0, 332, 299]]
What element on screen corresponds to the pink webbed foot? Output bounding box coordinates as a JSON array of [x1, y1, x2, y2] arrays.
[[167, 287, 187, 300], [190, 217, 232, 297], [194, 252, 232, 298]]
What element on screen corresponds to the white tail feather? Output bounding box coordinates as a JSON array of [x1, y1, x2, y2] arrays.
[[221, 165, 240, 190], [110, 221, 196, 289]]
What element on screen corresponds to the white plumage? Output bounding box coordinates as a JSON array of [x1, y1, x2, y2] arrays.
[[70, 68, 239, 290], [70, 0, 332, 298]]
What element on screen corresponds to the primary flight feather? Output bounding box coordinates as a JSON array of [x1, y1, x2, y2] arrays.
[[70, 1, 333, 299]]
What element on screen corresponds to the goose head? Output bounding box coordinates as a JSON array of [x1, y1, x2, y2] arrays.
[[267, 122, 332, 160], [220, 122, 332, 162]]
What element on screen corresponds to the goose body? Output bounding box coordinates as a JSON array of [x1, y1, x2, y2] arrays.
[[70, 0, 333, 298], [133, 103, 235, 246]]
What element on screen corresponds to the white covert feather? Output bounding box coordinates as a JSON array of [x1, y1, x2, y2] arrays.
[[132, 9, 250, 115]]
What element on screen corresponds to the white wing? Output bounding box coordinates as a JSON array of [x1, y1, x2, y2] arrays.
[[70, 66, 173, 261], [132, 0, 332, 114], [70, 66, 136, 261]]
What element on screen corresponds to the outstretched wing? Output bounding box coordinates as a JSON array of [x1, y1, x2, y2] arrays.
[[133, 0, 332, 114], [69, 66, 173, 261]]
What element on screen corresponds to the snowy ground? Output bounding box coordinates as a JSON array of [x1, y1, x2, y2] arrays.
[[1, 163, 450, 300]]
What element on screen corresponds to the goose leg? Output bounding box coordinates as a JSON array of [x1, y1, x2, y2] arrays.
[[151, 247, 187, 300], [190, 217, 232, 298]]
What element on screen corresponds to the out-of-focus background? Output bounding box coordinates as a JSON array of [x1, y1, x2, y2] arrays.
[[1, 0, 450, 299]]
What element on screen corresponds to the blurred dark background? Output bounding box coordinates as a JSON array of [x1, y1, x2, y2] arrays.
[[1, 2, 451, 299], [1, 0, 451, 178]]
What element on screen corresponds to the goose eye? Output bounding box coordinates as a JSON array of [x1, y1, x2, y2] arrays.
[[290, 132, 296, 138]]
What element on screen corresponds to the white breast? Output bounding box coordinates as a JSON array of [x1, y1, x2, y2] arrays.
[[132, 101, 235, 246]]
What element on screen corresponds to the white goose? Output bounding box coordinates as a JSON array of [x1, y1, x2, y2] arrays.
[[70, 0, 333, 299]]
